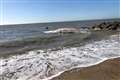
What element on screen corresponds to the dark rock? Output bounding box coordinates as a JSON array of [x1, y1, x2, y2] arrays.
[[91, 21, 120, 31]]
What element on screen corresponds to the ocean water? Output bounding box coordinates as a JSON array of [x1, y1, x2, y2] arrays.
[[0, 19, 119, 43], [0, 26, 45, 42], [0, 19, 119, 56], [0, 19, 120, 80]]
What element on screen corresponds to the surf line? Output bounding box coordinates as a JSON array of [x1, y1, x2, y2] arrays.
[[42, 56, 120, 80]]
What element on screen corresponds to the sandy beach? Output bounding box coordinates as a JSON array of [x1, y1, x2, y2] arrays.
[[51, 57, 120, 80]]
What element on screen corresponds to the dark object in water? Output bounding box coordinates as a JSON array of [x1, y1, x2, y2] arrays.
[[46, 27, 49, 29]]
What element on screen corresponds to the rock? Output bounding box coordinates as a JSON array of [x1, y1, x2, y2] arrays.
[[91, 21, 120, 31]]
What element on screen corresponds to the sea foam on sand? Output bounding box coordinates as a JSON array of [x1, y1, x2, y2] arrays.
[[0, 34, 120, 80]]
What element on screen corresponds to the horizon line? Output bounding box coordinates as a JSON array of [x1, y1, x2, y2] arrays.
[[0, 18, 119, 26]]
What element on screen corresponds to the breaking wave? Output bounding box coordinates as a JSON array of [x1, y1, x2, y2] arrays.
[[0, 34, 120, 80]]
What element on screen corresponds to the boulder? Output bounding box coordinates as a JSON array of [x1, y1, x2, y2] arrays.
[[91, 21, 120, 31]]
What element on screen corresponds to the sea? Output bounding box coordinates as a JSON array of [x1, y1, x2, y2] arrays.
[[0, 19, 119, 42], [0, 19, 120, 80]]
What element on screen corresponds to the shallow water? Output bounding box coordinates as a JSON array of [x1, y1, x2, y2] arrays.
[[0, 30, 119, 56], [0, 33, 120, 80]]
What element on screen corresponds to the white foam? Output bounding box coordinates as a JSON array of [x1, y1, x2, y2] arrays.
[[42, 56, 119, 80], [44, 28, 81, 34], [44, 30, 59, 34], [0, 34, 120, 80]]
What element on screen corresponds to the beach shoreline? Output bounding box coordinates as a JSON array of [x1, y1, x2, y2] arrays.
[[0, 32, 120, 80], [51, 57, 120, 80]]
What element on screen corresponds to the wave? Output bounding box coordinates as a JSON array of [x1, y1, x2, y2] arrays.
[[43, 57, 120, 80], [0, 33, 120, 80], [43, 28, 89, 34], [0, 32, 91, 56]]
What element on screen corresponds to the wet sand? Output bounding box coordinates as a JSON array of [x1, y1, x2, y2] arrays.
[[51, 57, 120, 80]]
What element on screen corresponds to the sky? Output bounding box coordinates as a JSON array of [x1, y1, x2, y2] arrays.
[[0, 0, 119, 25]]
